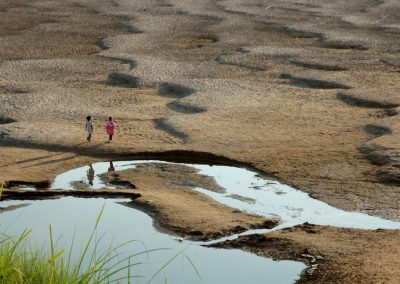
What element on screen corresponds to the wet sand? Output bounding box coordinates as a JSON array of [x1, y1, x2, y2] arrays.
[[1, 0, 400, 283]]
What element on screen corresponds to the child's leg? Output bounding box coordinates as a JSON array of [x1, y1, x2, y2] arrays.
[[109, 134, 112, 141]]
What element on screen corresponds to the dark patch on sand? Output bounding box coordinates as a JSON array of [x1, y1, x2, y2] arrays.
[[280, 73, 350, 89], [97, 55, 136, 70], [154, 118, 188, 141], [115, 22, 143, 34], [288, 59, 347, 71], [0, 131, 9, 139], [106, 72, 140, 88], [358, 143, 394, 166], [0, 116, 16, 124], [158, 82, 196, 98], [363, 124, 392, 136], [280, 27, 323, 39], [376, 165, 400, 185], [320, 40, 368, 51], [97, 38, 110, 50], [378, 109, 398, 118], [156, 0, 174, 8], [0, 85, 31, 94], [115, 14, 135, 21], [167, 101, 206, 114], [337, 92, 399, 109]]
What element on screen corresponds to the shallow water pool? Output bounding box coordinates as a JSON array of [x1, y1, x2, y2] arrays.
[[3, 159, 400, 283], [0, 197, 304, 283]]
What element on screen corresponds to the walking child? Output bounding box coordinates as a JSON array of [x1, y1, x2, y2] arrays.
[[105, 117, 117, 142], [86, 116, 93, 142]]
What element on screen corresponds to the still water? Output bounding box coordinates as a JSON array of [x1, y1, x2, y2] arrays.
[[0, 197, 304, 283]]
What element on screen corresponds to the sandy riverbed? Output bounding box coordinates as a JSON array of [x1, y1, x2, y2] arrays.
[[1, 0, 400, 283]]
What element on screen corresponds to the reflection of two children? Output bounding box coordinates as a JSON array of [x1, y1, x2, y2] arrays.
[[87, 164, 94, 186], [87, 162, 114, 186]]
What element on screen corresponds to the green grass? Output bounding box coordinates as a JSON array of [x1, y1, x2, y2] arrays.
[[0, 205, 144, 284], [0, 181, 3, 200]]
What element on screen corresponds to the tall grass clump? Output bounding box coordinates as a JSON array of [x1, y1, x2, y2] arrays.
[[0, 181, 3, 200], [0, 206, 136, 283]]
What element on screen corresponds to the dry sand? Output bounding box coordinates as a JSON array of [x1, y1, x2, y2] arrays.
[[1, 0, 400, 283], [102, 163, 277, 240]]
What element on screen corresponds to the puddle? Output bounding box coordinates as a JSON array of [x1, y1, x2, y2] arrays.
[[0, 198, 304, 283], [15, 186, 36, 191], [4, 159, 400, 283], [192, 164, 400, 231], [52, 160, 400, 231]]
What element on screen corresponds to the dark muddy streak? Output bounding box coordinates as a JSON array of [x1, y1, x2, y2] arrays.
[[280, 73, 350, 89], [106, 72, 140, 88], [337, 92, 399, 109], [1, 188, 141, 201], [167, 101, 206, 114], [154, 118, 189, 141]]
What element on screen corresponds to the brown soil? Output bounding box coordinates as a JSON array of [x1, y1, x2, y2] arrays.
[[210, 224, 400, 284], [101, 163, 277, 240], [1, 0, 400, 282]]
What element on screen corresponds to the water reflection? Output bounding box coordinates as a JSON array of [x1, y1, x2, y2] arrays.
[[87, 164, 94, 186], [108, 161, 115, 172]]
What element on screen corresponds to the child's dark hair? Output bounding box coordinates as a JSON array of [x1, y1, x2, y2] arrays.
[[109, 117, 112, 121], [86, 116, 91, 121]]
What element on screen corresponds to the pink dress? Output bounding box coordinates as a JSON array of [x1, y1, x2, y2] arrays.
[[105, 121, 116, 135]]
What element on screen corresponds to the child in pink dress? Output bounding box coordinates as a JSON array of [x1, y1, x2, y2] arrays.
[[105, 117, 117, 142]]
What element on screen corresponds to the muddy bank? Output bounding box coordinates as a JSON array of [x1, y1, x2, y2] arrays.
[[210, 224, 400, 283], [0, 188, 140, 201], [101, 163, 277, 240]]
